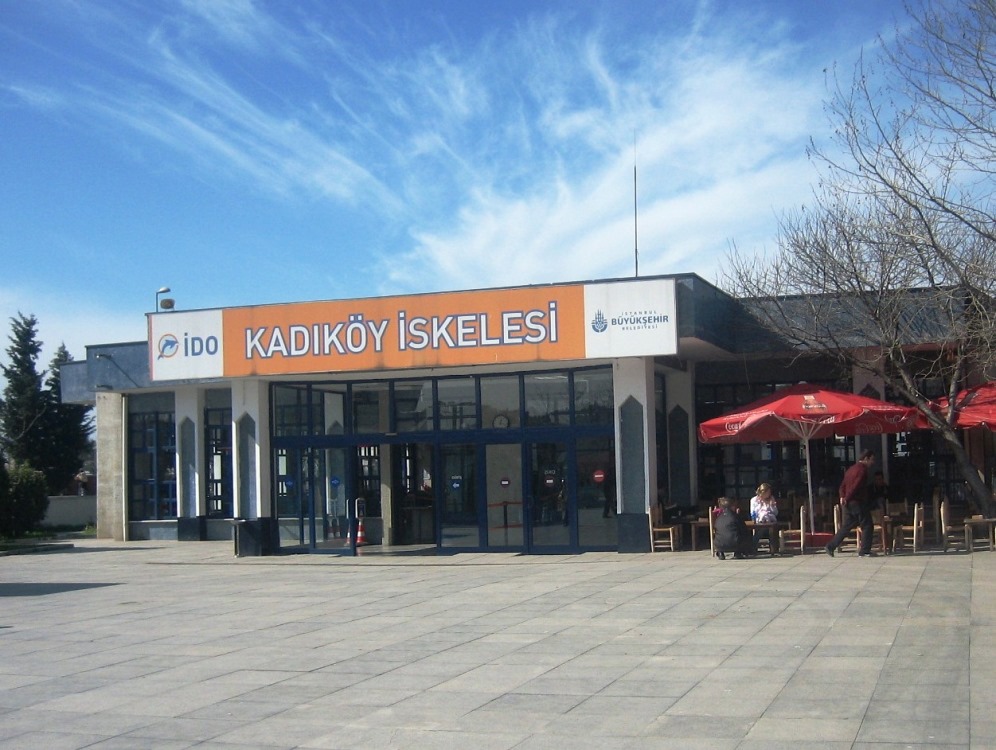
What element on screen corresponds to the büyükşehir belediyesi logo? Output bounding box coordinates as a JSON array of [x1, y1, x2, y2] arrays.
[[592, 307, 669, 333], [157, 334, 179, 359]]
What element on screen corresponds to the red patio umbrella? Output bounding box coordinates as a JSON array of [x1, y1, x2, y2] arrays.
[[698, 383, 918, 533], [918, 381, 996, 430]]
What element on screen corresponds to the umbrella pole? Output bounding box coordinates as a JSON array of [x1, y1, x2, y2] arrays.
[[805, 440, 816, 535]]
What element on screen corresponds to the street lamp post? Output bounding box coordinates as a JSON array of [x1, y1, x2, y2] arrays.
[[156, 286, 171, 311]]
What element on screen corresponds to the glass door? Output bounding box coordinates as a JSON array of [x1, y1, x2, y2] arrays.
[[527, 440, 570, 550], [486, 443, 523, 548], [275, 447, 310, 550], [317, 446, 349, 551], [394, 443, 436, 544], [576, 436, 618, 549], [440, 443, 479, 548], [275, 445, 355, 553]]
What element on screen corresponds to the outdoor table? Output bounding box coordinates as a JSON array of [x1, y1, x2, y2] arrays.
[[745, 521, 789, 530]]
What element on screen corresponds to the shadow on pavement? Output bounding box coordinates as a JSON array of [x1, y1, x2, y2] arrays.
[[0, 582, 119, 597]]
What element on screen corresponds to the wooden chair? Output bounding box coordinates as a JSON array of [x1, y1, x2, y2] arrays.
[[887, 500, 908, 518], [708, 507, 716, 556], [779, 504, 807, 555], [833, 504, 859, 553], [965, 515, 995, 552], [939, 499, 970, 552], [784, 490, 800, 530], [649, 504, 680, 552], [892, 503, 923, 553], [924, 488, 943, 545]]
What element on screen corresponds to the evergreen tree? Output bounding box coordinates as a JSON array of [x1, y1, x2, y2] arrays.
[[44, 345, 93, 494], [0, 314, 48, 474], [0, 456, 12, 536], [0, 461, 47, 537]]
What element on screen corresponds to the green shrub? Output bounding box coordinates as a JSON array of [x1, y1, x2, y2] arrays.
[[0, 462, 48, 538], [0, 462, 8, 536]]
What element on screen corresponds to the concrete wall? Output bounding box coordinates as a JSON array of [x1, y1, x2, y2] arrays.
[[95, 391, 126, 540], [42, 495, 97, 528]]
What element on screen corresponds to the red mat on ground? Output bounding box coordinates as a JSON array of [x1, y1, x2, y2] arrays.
[[805, 532, 833, 549]]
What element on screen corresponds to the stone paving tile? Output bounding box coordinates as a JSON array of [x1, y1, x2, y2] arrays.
[[747, 716, 862, 743], [2, 539, 996, 749]]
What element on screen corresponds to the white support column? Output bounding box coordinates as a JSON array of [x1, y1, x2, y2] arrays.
[[175, 387, 204, 517], [231, 379, 270, 518], [612, 357, 657, 514], [666, 364, 697, 506]]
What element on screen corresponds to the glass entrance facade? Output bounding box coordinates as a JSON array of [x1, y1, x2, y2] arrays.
[[269, 365, 618, 553]]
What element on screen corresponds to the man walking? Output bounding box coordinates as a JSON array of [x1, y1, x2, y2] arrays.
[[826, 449, 877, 557]]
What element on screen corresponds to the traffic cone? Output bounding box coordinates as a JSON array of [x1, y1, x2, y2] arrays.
[[355, 517, 367, 546]]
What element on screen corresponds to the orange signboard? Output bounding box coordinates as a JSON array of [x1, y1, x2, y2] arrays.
[[222, 285, 587, 377], [149, 277, 677, 382]]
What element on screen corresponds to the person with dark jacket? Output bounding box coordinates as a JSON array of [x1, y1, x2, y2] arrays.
[[826, 449, 877, 557], [869, 470, 891, 514], [713, 497, 756, 559]]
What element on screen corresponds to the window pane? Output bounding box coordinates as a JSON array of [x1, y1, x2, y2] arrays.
[[314, 385, 346, 435], [524, 372, 570, 426], [573, 368, 612, 426], [352, 382, 389, 433], [273, 384, 310, 437], [438, 378, 477, 431], [481, 375, 520, 429], [395, 380, 433, 432]]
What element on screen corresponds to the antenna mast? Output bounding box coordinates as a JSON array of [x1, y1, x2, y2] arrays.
[[633, 133, 639, 277]]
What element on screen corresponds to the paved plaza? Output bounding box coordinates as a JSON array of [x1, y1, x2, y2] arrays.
[[1, 540, 995, 749]]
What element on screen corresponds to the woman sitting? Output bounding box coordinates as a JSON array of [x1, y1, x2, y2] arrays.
[[713, 497, 757, 559], [749, 482, 780, 555]]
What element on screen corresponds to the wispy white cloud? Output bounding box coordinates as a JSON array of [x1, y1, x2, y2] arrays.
[[177, 0, 277, 51], [3, 83, 65, 110], [385, 6, 825, 291]]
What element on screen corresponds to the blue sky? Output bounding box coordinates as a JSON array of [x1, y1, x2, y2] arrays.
[[0, 0, 908, 366]]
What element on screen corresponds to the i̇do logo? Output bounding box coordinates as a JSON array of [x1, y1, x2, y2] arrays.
[[158, 332, 219, 359], [157, 334, 179, 359]]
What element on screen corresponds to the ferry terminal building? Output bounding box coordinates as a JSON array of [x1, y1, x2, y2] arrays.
[[62, 273, 968, 555]]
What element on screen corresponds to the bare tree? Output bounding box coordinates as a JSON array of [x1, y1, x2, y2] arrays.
[[726, 0, 996, 515]]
